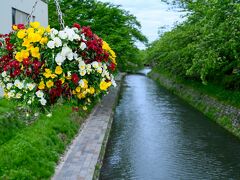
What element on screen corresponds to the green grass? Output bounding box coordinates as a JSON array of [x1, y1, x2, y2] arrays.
[[0, 99, 91, 179], [151, 68, 240, 108]]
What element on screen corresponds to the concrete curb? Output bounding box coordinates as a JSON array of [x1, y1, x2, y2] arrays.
[[52, 73, 125, 180]]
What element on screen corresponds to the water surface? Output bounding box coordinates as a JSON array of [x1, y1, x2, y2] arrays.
[[100, 72, 240, 180]]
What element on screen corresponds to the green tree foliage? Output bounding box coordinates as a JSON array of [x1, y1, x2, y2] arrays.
[[145, 0, 240, 89], [48, 0, 148, 71]]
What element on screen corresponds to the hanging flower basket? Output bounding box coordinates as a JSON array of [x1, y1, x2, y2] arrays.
[[0, 22, 117, 109]]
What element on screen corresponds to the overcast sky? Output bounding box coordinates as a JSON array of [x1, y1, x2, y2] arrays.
[[99, 0, 186, 49]]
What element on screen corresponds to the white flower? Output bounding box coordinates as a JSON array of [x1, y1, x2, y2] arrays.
[[65, 27, 76, 41], [27, 83, 35, 91], [73, 34, 81, 41], [103, 64, 108, 70], [4, 77, 10, 82], [14, 79, 23, 89], [55, 53, 66, 66], [79, 79, 85, 88], [15, 93, 22, 99], [61, 45, 71, 56], [36, 90, 44, 98], [67, 71, 71, 77], [76, 57, 83, 62], [79, 61, 86, 70], [80, 70, 86, 76], [80, 42, 87, 50], [97, 67, 102, 74], [111, 75, 117, 87], [6, 83, 13, 90], [1, 71, 7, 77], [67, 52, 74, 60], [27, 99, 32, 104], [73, 52, 79, 59], [47, 41, 55, 49], [58, 30, 67, 39], [86, 64, 92, 74], [81, 34, 86, 41], [40, 98, 47, 106], [53, 37, 62, 47], [46, 113, 52, 117], [9, 90, 15, 98], [51, 28, 59, 35], [92, 61, 99, 69]]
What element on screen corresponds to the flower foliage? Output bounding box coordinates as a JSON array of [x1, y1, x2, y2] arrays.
[[0, 22, 117, 109]]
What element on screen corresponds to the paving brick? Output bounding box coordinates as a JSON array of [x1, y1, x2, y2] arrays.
[[52, 74, 123, 180]]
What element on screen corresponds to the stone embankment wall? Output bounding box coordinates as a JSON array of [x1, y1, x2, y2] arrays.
[[149, 72, 240, 138]]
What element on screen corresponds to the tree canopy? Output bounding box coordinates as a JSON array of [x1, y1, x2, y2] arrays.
[[145, 0, 240, 90], [48, 0, 148, 71]]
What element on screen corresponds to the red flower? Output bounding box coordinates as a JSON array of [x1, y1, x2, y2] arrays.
[[55, 80, 62, 88], [6, 44, 13, 51], [11, 60, 20, 68], [33, 60, 41, 70], [26, 68, 32, 76], [71, 73, 79, 84], [23, 58, 30, 66], [108, 62, 116, 71], [17, 24, 25, 29], [13, 68, 21, 76], [82, 26, 93, 38], [73, 23, 81, 29]]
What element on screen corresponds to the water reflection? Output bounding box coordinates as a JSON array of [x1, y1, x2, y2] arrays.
[[100, 74, 240, 180]]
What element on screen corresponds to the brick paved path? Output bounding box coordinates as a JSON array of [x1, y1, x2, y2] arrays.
[[53, 75, 122, 180]]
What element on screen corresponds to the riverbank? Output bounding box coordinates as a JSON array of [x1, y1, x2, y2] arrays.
[[149, 70, 240, 139], [0, 74, 124, 179], [53, 73, 124, 180]]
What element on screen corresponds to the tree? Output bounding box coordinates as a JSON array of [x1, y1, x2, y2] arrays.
[[144, 0, 240, 89], [48, 0, 148, 71]]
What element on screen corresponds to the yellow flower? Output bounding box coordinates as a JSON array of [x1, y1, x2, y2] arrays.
[[27, 28, 34, 34], [83, 79, 88, 89], [89, 87, 95, 94], [66, 75, 72, 80], [21, 50, 29, 59], [46, 80, 54, 88], [60, 77, 65, 84], [100, 81, 111, 91], [22, 38, 31, 48], [15, 52, 23, 62], [102, 40, 117, 64], [28, 32, 41, 42], [17, 30, 26, 39], [45, 25, 51, 33], [55, 66, 63, 75], [72, 90, 76, 95], [76, 87, 81, 93], [15, 50, 29, 62], [43, 68, 52, 78], [12, 25, 18, 31], [30, 21, 40, 29], [38, 81, 45, 90], [83, 106, 88, 111], [77, 93, 85, 99], [40, 37, 48, 45], [37, 27, 45, 36], [51, 74, 57, 79], [30, 47, 40, 59]]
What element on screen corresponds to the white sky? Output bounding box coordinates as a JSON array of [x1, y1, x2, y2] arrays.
[[99, 0, 186, 49]]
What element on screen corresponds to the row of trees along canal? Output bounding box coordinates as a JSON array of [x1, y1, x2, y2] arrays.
[[143, 0, 240, 99], [48, 0, 148, 72]]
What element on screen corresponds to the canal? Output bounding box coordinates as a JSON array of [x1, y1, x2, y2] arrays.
[[100, 70, 240, 179]]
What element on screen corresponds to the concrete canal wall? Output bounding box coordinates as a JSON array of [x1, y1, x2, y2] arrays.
[[149, 71, 240, 139], [53, 73, 125, 180]]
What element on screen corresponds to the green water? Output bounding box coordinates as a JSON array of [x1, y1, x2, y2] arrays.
[[100, 71, 240, 180]]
